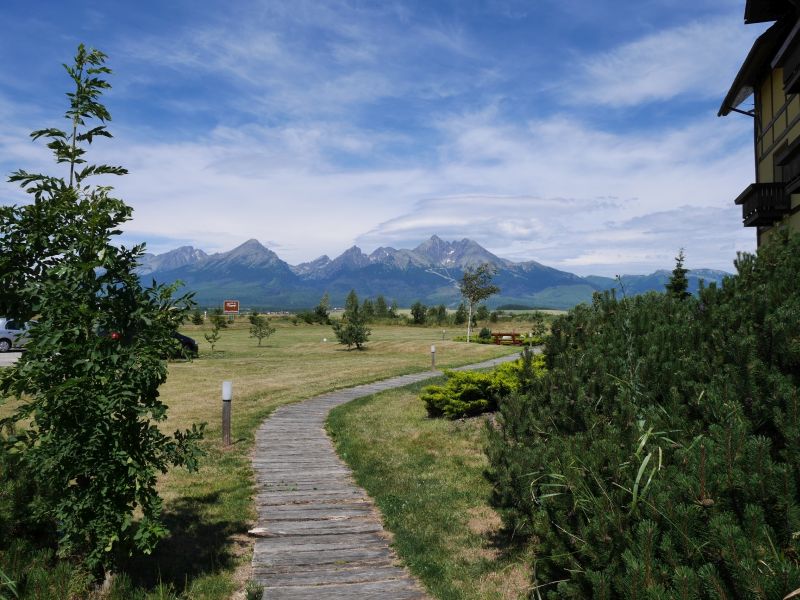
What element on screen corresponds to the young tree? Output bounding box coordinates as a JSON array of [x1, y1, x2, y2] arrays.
[[314, 292, 331, 324], [454, 303, 468, 325], [248, 313, 276, 346], [210, 307, 228, 329], [665, 248, 691, 300], [204, 322, 221, 352], [426, 305, 438, 324], [410, 301, 427, 325], [190, 308, 204, 325], [331, 290, 371, 349], [361, 298, 375, 322], [459, 263, 500, 342], [375, 295, 389, 318], [389, 300, 399, 319], [475, 304, 490, 322], [435, 304, 447, 325], [530, 311, 547, 341], [0, 45, 204, 579]]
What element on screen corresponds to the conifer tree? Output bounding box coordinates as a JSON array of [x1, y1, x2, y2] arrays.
[[486, 233, 800, 598], [375, 295, 388, 318], [410, 301, 427, 325], [314, 292, 331, 324], [665, 248, 690, 300], [331, 290, 371, 349], [361, 298, 375, 322], [454, 302, 468, 325]]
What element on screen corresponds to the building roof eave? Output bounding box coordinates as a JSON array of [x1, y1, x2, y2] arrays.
[[719, 20, 790, 116], [745, 0, 794, 24]]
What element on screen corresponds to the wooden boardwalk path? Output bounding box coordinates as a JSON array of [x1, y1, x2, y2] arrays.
[[250, 353, 520, 599]]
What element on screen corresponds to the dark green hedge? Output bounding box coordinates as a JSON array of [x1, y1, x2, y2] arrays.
[[486, 233, 800, 598]]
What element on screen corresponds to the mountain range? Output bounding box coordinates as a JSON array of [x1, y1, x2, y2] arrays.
[[136, 235, 731, 310]]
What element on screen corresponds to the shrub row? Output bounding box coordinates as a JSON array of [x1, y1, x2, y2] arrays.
[[485, 233, 800, 598]]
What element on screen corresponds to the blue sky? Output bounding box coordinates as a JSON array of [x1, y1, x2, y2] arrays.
[[0, 0, 766, 274]]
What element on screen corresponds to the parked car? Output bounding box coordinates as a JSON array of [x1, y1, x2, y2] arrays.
[[99, 327, 198, 359], [0, 318, 32, 352], [173, 332, 198, 358]]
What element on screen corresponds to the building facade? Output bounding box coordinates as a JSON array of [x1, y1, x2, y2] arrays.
[[720, 0, 800, 245]]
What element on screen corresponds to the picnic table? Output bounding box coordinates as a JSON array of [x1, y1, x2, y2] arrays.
[[490, 332, 524, 346]]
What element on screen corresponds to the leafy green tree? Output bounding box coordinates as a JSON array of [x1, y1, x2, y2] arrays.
[[410, 301, 427, 325], [460, 264, 500, 342], [248, 313, 276, 346], [0, 45, 204, 578], [375, 295, 388, 318], [331, 290, 371, 349], [314, 292, 331, 324], [666, 248, 691, 300], [190, 309, 204, 325]]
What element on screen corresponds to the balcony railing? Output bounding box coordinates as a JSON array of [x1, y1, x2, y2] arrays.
[[734, 183, 791, 227]]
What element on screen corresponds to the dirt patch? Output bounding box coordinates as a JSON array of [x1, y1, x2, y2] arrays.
[[467, 506, 502, 536], [477, 564, 532, 600]]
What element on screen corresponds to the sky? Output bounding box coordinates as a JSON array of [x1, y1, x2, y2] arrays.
[[0, 0, 768, 275]]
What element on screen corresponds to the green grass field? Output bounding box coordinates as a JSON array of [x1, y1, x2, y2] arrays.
[[327, 380, 533, 600], [1, 319, 518, 598]]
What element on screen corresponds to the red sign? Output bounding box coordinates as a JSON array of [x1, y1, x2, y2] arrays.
[[223, 300, 240, 314]]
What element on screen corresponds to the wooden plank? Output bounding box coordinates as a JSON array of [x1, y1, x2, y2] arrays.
[[258, 579, 428, 599], [249, 352, 527, 598]]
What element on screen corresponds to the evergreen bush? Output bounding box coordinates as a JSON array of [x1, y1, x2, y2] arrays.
[[331, 290, 371, 349], [422, 355, 544, 419], [485, 235, 800, 598]]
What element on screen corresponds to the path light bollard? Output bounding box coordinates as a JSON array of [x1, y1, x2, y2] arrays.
[[431, 344, 436, 371], [222, 380, 232, 447]]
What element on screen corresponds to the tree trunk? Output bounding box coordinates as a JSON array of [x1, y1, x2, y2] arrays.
[[467, 302, 473, 343]]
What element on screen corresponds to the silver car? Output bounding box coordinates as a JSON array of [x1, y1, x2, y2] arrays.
[[0, 318, 32, 352]]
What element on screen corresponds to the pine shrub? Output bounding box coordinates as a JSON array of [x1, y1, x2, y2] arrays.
[[422, 355, 544, 419], [485, 234, 800, 598]]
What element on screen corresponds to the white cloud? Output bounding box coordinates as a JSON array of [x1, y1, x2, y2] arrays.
[[0, 104, 757, 274], [568, 16, 767, 106], [0, 1, 761, 277], [357, 111, 756, 274]]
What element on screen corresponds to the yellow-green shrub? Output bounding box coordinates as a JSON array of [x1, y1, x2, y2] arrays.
[[421, 354, 544, 419]]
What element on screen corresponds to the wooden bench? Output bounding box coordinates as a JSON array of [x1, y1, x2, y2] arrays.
[[490, 332, 524, 346]]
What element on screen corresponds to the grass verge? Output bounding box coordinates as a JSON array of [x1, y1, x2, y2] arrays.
[[1, 321, 517, 599], [327, 378, 533, 600]]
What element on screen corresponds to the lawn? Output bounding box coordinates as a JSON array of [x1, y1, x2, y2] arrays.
[[1, 318, 517, 598], [327, 379, 533, 600]]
